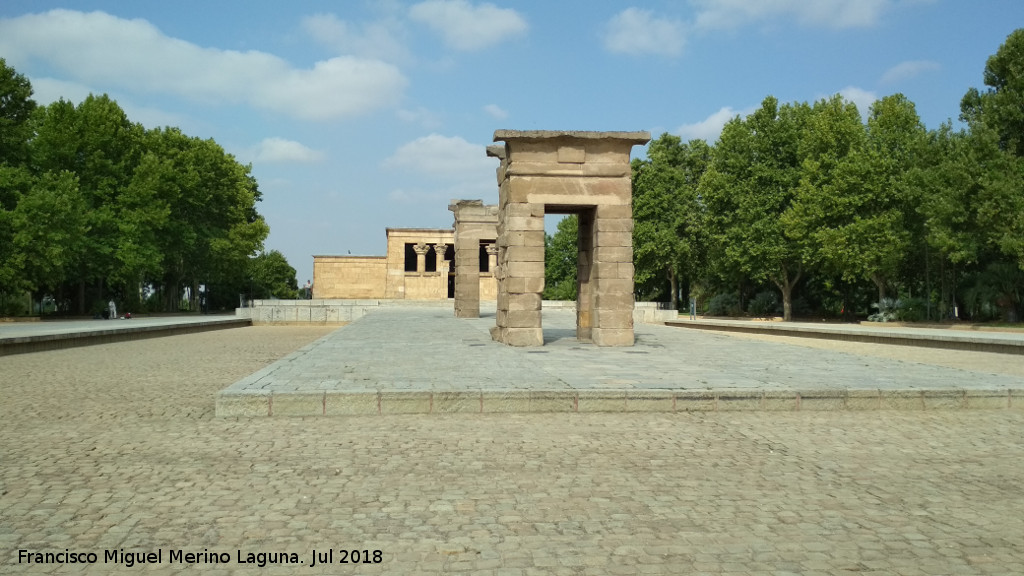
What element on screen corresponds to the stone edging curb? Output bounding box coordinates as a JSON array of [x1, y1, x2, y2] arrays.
[[667, 321, 1024, 355], [215, 388, 1023, 417], [0, 318, 252, 356]]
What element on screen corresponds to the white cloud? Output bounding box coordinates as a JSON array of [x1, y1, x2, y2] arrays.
[[880, 59, 940, 84], [409, 0, 527, 51], [382, 134, 494, 180], [121, 103, 191, 131], [252, 138, 326, 164], [604, 8, 686, 57], [387, 180, 496, 206], [387, 188, 442, 205], [692, 0, 893, 30], [29, 77, 94, 106], [675, 106, 754, 142], [301, 13, 411, 64], [483, 104, 508, 119], [30, 78, 189, 130], [0, 10, 407, 121], [397, 107, 443, 129], [838, 86, 879, 118]]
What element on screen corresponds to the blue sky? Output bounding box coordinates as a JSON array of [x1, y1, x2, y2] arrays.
[[1, 1, 1021, 285]]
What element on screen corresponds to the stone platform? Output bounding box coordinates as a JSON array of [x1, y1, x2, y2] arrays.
[[217, 307, 1024, 416], [0, 315, 249, 356]]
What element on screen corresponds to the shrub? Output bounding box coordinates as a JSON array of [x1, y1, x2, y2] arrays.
[[748, 291, 781, 318], [868, 297, 901, 322], [707, 292, 742, 317], [0, 294, 29, 316], [897, 297, 928, 322], [791, 296, 814, 318]]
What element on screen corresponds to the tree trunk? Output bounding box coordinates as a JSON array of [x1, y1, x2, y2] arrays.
[[781, 283, 793, 322], [773, 264, 801, 322], [166, 279, 181, 313], [871, 273, 887, 303], [191, 280, 199, 313], [667, 268, 678, 310]]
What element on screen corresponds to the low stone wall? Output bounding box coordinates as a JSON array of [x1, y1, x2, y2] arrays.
[[237, 299, 677, 325], [540, 300, 677, 323], [634, 302, 679, 324], [236, 299, 448, 325]]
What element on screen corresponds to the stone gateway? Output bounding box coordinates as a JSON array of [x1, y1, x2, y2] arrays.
[[488, 130, 650, 347]]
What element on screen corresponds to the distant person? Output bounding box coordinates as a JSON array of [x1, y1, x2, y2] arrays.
[[108, 299, 117, 320]]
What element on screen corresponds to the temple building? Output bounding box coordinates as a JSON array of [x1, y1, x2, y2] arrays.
[[312, 222, 498, 301]]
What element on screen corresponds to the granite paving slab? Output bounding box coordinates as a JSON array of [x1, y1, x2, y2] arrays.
[[218, 308, 1024, 416]]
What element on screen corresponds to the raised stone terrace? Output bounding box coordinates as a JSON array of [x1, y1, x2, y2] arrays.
[[217, 306, 1024, 416]]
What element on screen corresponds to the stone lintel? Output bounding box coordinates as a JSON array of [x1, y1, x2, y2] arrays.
[[449, 200, 499, 224], [449, 198, 484, 210], [386, 227, 453, 236], [494, 130, 651, 145]]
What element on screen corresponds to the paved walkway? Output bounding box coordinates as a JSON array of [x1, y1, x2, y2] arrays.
[[2, 327, 1023, 575], [0, 315, 248, 356], [217, 308, 1024, 416], [669, 318, 1024, 354]]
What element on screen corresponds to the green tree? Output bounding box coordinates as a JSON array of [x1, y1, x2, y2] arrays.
[[11, 171, 88, 294], [972, 125, 1024, 271], [794, 94, 925, 303], [0, 58, 36, 166], [960, 29, 1024, 273], [112, 151, 173, 306], [543, 215, 578, 300], [249, 250, 299, 299], [30, 95, 142, 311], [961, 29, 1024, 157], [700, 97, 811, 320], [914, 124, 984, 267], [0, 60, 37, 296], [0, 164, 33, 294], [136, 128, 268, 311], [2, 67, 273, 314], [907, 122, 1005, 317], [632, 134, 710, 309]]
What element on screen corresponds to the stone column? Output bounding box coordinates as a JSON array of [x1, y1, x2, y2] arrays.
[[576, 210, 595, 342], [434, 243, 448, 297], [493, 201, 545, 346], [413, 242, 429, 274], [591, 204, 636, 346], [449, 199, 499, 318], [434, 243, 447, 271], [485, 244, 498, 273]]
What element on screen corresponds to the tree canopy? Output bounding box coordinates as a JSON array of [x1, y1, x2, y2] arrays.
[[628, 29, 1024, 323], [631, 134, 710, 309], [0, 59, 289, 315]]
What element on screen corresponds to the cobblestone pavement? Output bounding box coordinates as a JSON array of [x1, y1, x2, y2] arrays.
[[2, 327, 1024, 575]]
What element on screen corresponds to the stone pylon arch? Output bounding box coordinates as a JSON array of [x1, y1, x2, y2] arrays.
[[489, 130, 650, 347], [448, 199, 498, 318]]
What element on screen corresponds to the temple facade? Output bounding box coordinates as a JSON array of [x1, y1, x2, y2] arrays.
[[312, 226, 498, 301]]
